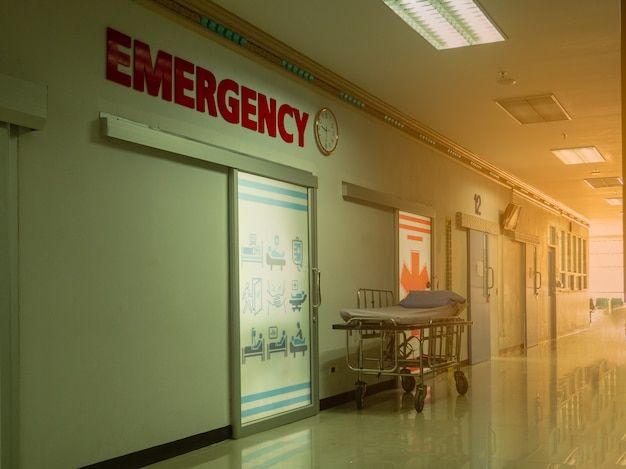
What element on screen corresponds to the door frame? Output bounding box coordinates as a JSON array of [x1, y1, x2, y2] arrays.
[[0, 122, 19, 469]]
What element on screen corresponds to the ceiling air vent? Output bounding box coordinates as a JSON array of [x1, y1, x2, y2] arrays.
[[495, 94, 571, 124], [584, 177, 623, 189]]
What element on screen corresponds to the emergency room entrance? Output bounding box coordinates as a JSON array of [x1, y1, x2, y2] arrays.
[[100, 113, 320, 440]]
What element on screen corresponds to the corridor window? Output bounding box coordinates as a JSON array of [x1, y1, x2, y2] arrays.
[[558, 229, 588, 291]]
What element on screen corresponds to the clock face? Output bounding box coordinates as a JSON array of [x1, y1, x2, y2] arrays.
[[314, 108, 338, 156]]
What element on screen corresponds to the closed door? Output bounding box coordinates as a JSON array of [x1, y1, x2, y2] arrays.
[[547, 247, 557, 340], [525, 244, 539, 348], [398, 211, 432, 297], [468, 229, 492, 364], [234, 171, 318, 437]]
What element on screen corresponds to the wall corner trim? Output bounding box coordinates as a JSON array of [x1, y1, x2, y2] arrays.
[[342, 181, 435, 217], [0, 73, 47, 130]]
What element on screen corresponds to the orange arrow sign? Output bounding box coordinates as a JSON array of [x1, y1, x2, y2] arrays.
[[400, 251, 430, 293]]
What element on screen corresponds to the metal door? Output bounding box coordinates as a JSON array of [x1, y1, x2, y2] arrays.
[[525, 244, 539, 348], [468, 229, 493, 364], [547, 247, 557, 340]]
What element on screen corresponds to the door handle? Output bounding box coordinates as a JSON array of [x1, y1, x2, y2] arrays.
[[312, 267, 322, 308], [487, 267, 495, 290], [535, 271, 542, 295]]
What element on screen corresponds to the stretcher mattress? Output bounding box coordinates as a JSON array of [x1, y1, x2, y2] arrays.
[[340, 290, 466, 325], [340, 303, 464, 325]]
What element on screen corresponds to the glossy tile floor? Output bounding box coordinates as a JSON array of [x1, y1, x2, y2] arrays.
[[151, 309, 626, 468]]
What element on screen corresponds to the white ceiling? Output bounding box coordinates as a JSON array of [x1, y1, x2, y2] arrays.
[[213, 0, 622, 227]]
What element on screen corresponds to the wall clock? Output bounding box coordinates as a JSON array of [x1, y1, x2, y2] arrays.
[[314, 107, 338, 156]]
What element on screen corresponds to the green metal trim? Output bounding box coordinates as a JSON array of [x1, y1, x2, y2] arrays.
[[281, 60, 315, 82], [200, 16, 248, 46], [339, 91, 365, 109]]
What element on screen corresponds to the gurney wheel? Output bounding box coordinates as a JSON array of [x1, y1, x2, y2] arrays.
[[355, 382, 366, 409], [454, 372, 469, 395], [414, 386, 427, 413], [400, 370, 415, 392]]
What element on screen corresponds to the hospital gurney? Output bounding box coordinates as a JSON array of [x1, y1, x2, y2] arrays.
[[332, 288, 471, 413]]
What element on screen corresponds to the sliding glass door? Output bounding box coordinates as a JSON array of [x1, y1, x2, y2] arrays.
[[231, 170, 318, 438]]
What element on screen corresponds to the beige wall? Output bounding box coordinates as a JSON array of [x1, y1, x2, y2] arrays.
[[0, 0, 590, 467], [512, 195, 590, 343]]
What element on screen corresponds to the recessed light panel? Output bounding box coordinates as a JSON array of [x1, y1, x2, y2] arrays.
[[382, 0, 505, 50], [551, 147, 606, 165], [605, 197, 623, 206]]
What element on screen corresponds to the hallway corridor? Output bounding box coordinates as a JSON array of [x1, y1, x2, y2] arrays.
[[150, 309, 626, 468]]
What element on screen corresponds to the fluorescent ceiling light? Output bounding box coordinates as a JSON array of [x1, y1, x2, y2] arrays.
[[382, 0, 505, 50], [605, 197, 623, 206], [551, 147, 606, 165]]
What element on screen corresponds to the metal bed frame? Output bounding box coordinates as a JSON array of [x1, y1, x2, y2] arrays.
[[332, 288, 472, 412]]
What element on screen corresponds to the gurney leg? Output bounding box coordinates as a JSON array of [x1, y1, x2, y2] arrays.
[[355, 381, 366, 409], [400, 368, 415, 392]]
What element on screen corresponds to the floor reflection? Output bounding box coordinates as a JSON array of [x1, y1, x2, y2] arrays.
[[150, 309, 626, 468]]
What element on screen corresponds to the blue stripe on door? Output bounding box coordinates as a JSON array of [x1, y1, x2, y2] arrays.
[[239, 178, 308, 200], [241, 382, 310, 404], [238, 192, 308, 211], [241, 394, 311, 418]]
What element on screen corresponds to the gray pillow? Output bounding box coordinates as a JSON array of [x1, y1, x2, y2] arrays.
[[399, 290, 466, 308]]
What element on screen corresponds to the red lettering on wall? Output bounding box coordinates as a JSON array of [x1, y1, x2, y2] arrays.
[[106, 28, 311, 149], [217, 79, 240, 124], [257, 94, 277, 138], [196, 66, 218, 117], [241, 86, 257, 131], [174, 57, 195, 109], [106, 28, 131, 87], [133, 40, 173, 101], [293, 110, 309, 148], [277, 104, 294, 144]]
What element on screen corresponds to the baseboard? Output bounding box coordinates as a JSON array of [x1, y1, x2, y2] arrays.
[[82, 378, 404, 467], [499, 344, 524, 356], [81, 425, 232, 469], [319, 378, 396, 411]]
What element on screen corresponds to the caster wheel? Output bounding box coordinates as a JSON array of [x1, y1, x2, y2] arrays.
[[414, 385, 427, 413], [454, 371, 469, 395]]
